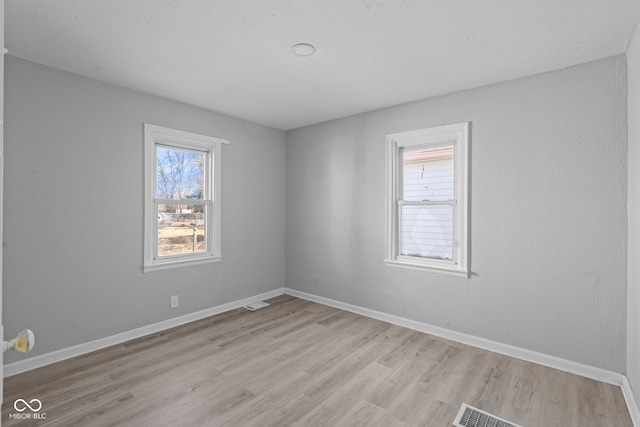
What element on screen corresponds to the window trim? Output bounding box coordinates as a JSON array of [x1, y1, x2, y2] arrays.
[[385, 122, 469, 277], [143, 124, 229, 273]]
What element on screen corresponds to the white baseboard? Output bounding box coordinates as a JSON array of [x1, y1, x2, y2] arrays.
[[3, 288, 285, 377], [622, 376, 640, 427], [284, 288, 624, 386]]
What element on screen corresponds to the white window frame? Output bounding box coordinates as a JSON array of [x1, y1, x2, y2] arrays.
[[385, 122, 469, 277], [144, 124, 228, 273]]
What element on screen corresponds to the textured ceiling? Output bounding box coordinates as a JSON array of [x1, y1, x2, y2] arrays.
[[5, 1, 640, 130]]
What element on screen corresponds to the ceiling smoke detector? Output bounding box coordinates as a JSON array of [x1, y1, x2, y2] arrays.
[[292, 43, 316, 57]]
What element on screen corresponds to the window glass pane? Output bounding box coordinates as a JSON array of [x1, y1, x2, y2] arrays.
[[401, 204, 452, 260], [156, 146, 206, 200], [402, 145, 454, 202], [157, 204, 206, 257]]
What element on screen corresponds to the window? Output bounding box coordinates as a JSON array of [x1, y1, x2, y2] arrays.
[[385, 122, 469, 277], [144, 124, 228, 272]]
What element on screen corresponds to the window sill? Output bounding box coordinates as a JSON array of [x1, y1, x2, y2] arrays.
[[384, 259, 470, 278], [144, 255, 222, 273]]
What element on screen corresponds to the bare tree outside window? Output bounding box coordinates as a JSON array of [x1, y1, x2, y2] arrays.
[[156, 147, 204, 202], [156, 146, 208, 256]]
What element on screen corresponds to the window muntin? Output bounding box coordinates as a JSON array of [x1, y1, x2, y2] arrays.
[[144, 124, 228, 272], [385, 123, 469, 277]]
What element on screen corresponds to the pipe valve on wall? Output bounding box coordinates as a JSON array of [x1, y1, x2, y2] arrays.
[[3, 329, 35, 353]]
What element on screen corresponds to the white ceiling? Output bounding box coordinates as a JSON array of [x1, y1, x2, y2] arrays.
[[6, 1, 640, 130]]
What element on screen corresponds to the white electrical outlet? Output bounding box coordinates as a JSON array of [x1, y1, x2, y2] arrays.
[[170, 295, 179, 309]]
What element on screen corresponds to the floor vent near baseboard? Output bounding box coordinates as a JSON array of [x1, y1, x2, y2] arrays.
[[243, 301, 270, 311], [453, 404, 522, 427]]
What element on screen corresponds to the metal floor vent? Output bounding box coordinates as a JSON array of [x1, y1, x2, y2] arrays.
[[243, 301, 270, 311], [453, 404, 522, 427]]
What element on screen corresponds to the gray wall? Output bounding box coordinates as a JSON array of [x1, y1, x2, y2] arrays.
[[286, 55, 628, 372], [3, 53, 630, 375], [627, 23, 640, 407], [3, 57, 286, 362]]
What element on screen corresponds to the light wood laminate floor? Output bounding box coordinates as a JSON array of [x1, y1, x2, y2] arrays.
[[2, 295, 633, 426]]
